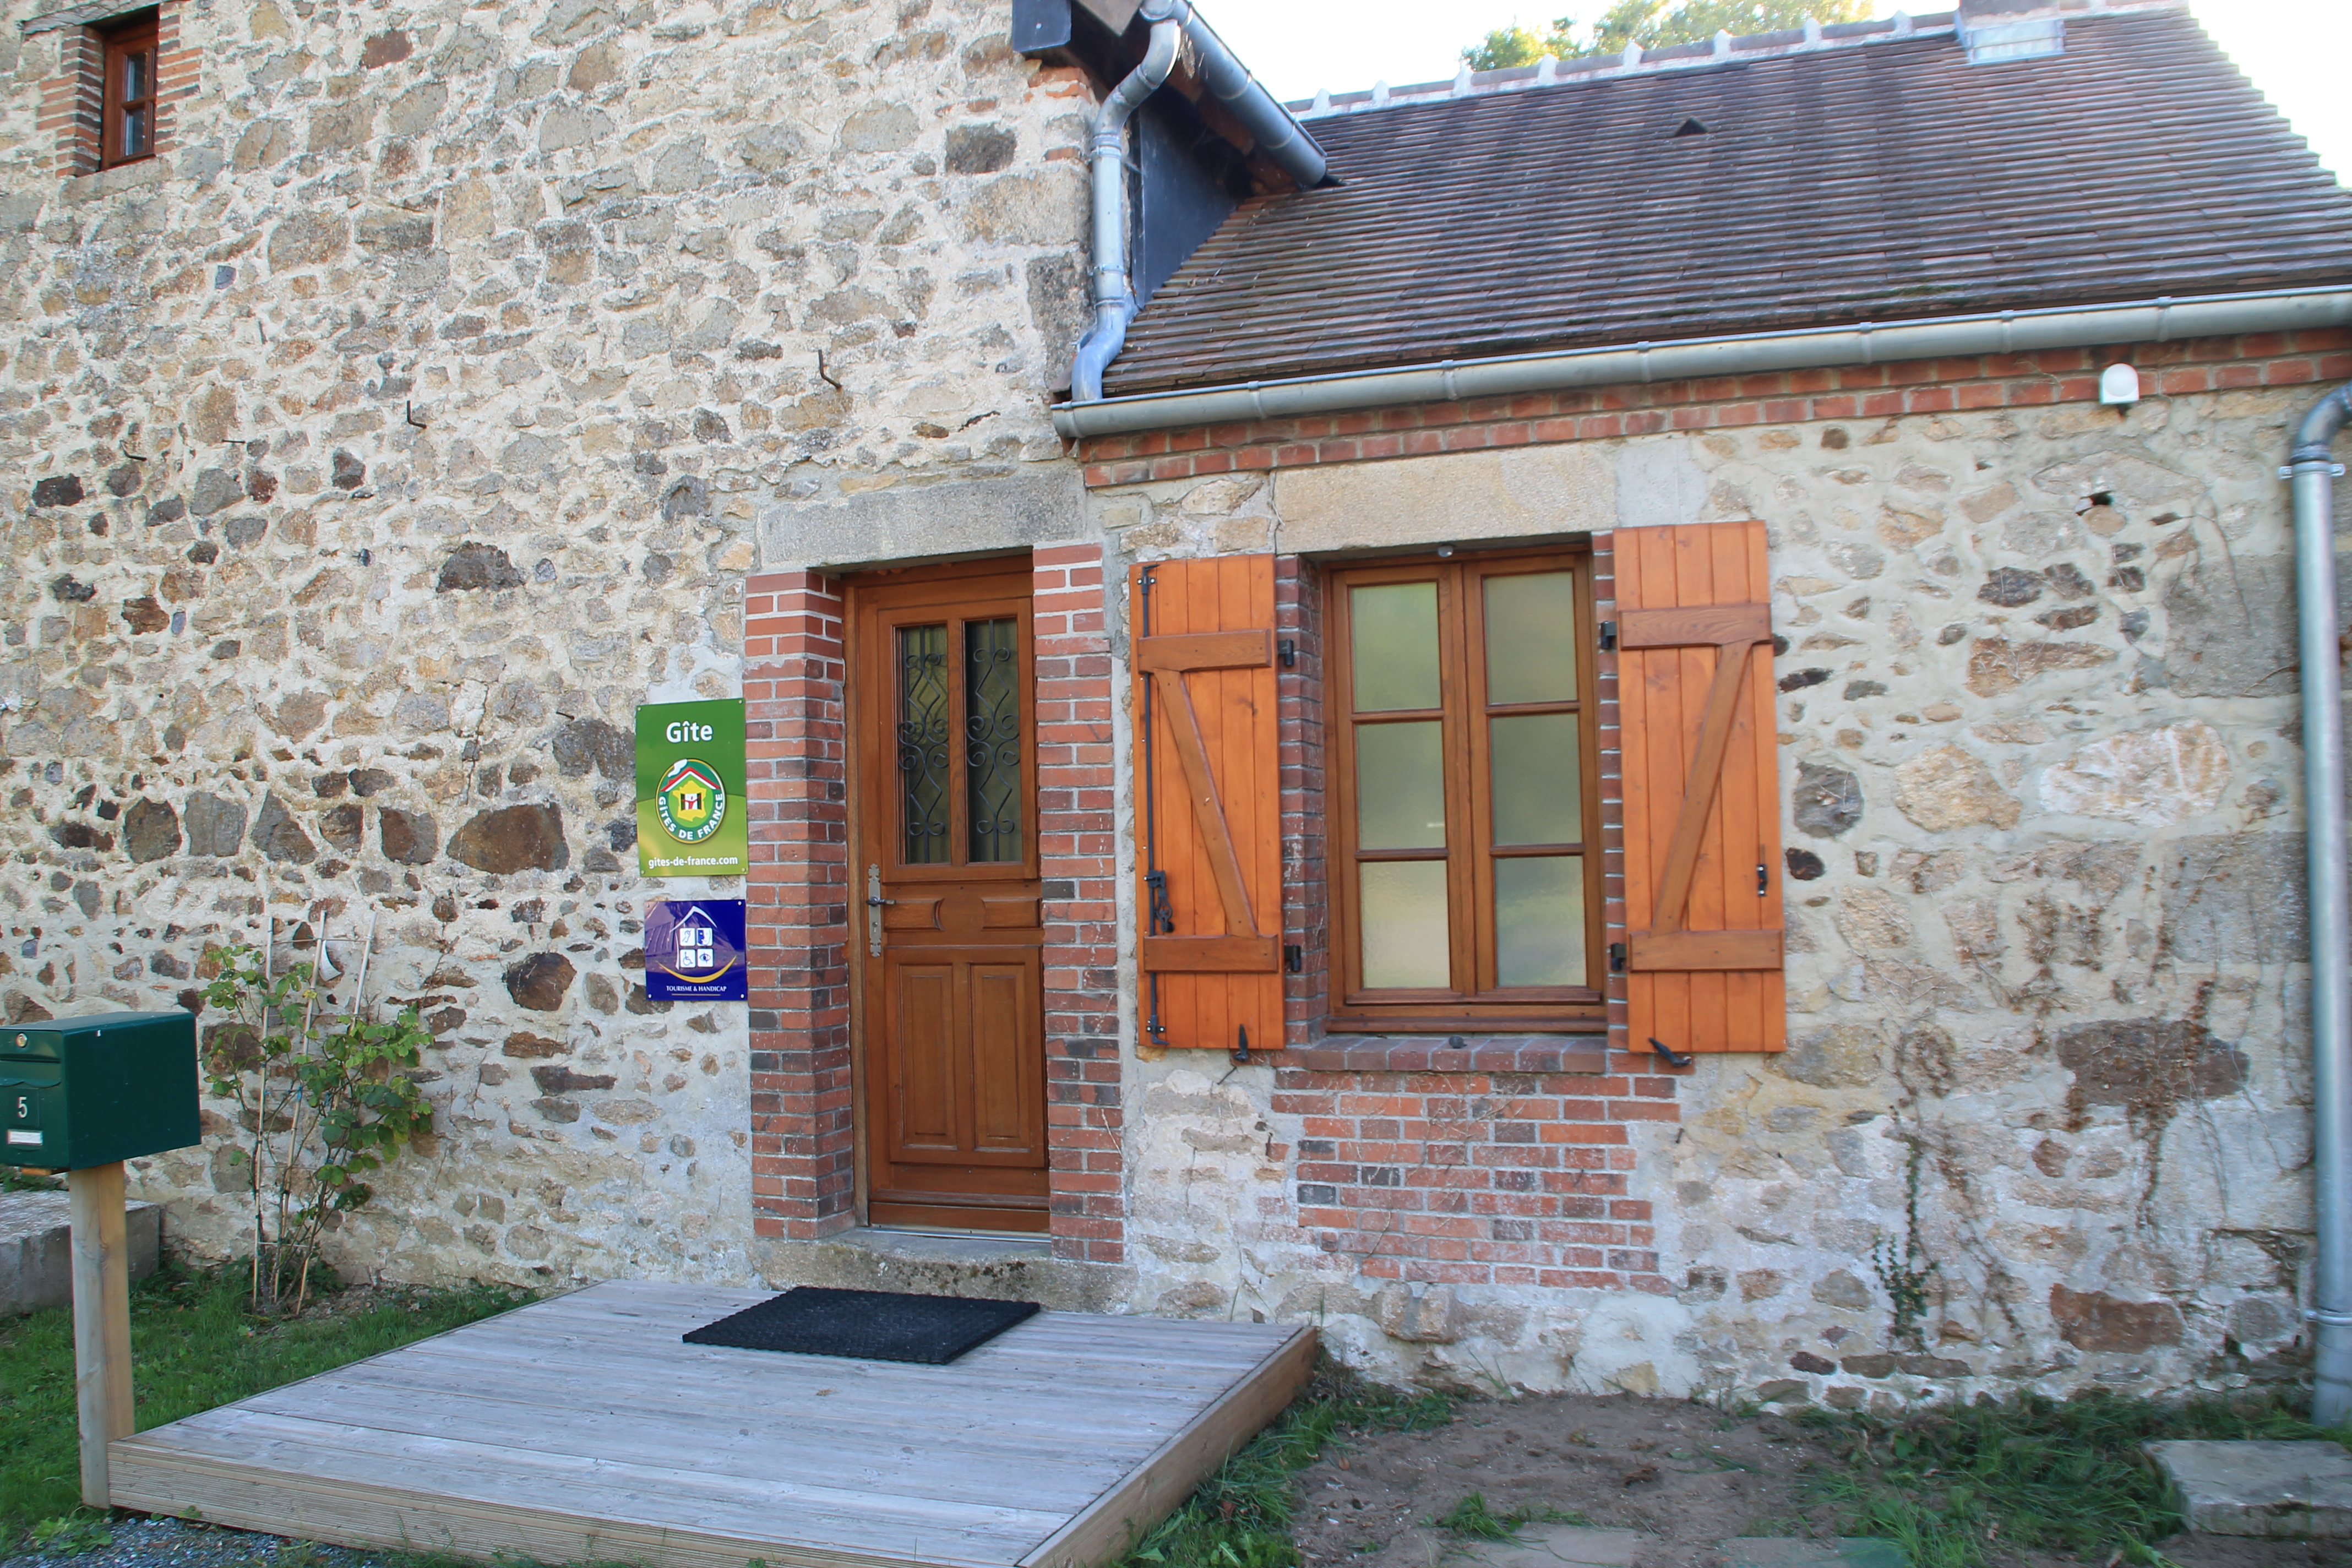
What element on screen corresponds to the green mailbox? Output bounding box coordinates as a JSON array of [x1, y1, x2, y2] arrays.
[[1, 1011, 200, 1170]]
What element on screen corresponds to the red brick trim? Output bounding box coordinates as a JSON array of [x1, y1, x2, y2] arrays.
[[1592, 533, 1630, 1058], [1077, 332, 2352, 486], [1035, 543, 1125, 1264], [1276, 1053, 1675, 1291], [37, 3, 190, 179], [743, 570, 857, 1240], [1276, 556, 1328, 1046], [1291, 1037, 1607, 1074]]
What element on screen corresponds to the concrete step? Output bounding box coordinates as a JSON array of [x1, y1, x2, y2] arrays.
[[0, 1189, 164, 1314], [2146, 1439, 2352, 1538], [1723, 1542, 1909, 1568]]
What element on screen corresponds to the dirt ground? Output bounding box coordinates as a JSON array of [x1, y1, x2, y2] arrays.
[[1288, 1392, 2352, 1568]]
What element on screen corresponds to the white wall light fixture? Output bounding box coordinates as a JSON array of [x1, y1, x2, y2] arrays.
[[2099, 363, 2142, 406]]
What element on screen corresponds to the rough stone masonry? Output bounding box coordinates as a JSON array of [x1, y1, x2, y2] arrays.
[[1082, 382, 2352, 1406], [0, 0, 1092, 1282], [4, 0, 2351, 1412]]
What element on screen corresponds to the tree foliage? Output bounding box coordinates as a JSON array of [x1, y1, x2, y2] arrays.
[[1464, 1, 1871, 69]]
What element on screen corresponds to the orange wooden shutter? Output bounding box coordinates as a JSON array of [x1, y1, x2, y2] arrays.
[[1132, 556, 1283, 1053], [1619, 521, 1786, 1054]]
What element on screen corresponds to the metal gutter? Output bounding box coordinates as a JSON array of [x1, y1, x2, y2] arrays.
[[2291, 379, 2352, 1427], [1052, 285, 2352, 439], [1167, 1, 1329, 188]]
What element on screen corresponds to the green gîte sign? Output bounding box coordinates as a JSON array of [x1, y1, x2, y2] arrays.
[[635, 699, 749, 878]]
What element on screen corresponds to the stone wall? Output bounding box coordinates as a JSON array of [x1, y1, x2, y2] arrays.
[[0, 0, 1095, 1284], [1085, 370, 2352, 1402]]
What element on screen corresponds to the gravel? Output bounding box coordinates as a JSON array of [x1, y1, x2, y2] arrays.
[[2, 1517, 389, 1568]]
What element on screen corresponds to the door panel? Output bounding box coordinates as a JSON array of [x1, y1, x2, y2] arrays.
[[889, 962, 958, 1152], [852, 564, 1048, 1234]]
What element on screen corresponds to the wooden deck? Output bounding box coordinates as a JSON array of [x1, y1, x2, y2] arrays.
[[108, 1280, 1317, 1568]]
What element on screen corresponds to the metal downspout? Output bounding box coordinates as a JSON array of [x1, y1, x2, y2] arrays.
[[1069, 2, 1182, 404], [2294, 380, 2352, 1425]]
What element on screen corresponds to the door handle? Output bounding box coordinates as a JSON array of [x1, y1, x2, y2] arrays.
[[865, 864, 888, 959]]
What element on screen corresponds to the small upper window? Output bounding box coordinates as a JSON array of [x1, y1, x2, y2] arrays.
[[100, 13, 159, 170]]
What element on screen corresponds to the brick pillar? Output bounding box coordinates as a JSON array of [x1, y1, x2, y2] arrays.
[[1035, 543, 1125, 1264], [38, 29, 104, 177], [1277, 556, 1329, 1043], [743, 571, 857, 1240], [1592, 535, 1628, 1055]]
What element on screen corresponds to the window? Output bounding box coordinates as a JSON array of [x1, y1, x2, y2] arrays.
[[100, 13, 159, 170], [1327, 549, 1604, 1030]]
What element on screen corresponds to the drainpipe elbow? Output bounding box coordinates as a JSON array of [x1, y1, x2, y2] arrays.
[[2293, 382, 2352, 466]]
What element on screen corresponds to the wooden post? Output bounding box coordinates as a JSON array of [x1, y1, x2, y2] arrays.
[[68, 1160, 133, 1509]]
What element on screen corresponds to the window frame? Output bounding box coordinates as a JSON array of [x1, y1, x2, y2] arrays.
[[99, 12, 160, 172], [1325, 546, 1607, 1033]]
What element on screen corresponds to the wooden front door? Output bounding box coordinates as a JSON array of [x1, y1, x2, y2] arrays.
[[852, 565, 1048, 1233]]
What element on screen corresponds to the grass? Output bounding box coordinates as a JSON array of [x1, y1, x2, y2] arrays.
[[1431, 1492, 1592, 1540], [1, 1259, 531, 1551], [1804, 1387, 2352, 1567], [1119, 1360, 1455, 1568]]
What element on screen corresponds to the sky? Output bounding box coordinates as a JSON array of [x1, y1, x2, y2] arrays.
[[1208, 1, 2351, 179]]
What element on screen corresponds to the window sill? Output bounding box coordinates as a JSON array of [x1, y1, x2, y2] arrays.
[[1285, 1033, 1609, 1075], [64, 155, 162, 199]]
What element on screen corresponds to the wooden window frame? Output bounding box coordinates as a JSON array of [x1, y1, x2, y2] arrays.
[[99, 12, 160, 171], [1325, 546, 1606, 1033]]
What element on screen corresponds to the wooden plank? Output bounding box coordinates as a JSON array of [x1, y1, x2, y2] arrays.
[[108, 1447, 1007, 1568], [70, 1160, 132, 1509], [1140, 934, 1280, 972], [1645, 635, 1758, 938], [1149, 666, 1262, 941], [1021, 1325, 1317, 1568], [1618, 603, 1768, 647], [1629, 929, 1783, 971], [117, 1408, 1059, 1552], [1134, 630, 1272, 672]]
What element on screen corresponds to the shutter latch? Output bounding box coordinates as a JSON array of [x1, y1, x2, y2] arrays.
[[1649, 1037, 1696, 1070]]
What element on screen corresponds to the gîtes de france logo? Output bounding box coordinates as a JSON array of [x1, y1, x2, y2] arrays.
[[656, 757, 727, 844]]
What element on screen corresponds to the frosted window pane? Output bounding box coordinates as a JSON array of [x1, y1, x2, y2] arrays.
[[1490, 714, 1580, 846], [1495, 857, 1585, 987], [1484, 572, 1576, 705], [1351, 581, 1440, 711], [1356, 722, 1446, 850], [1360, 861, 1450, 989]]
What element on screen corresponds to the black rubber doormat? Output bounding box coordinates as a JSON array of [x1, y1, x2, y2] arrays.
[[682, 1286, 1042, 1365]]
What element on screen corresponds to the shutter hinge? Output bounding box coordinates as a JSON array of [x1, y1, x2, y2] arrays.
[[1283, 943, 1303, 974], [1757, 858, 1770, 897], [1608, 941, 1627, 973], [1277, 638, 1297, 668], [1598, 620, 1617, 651]]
